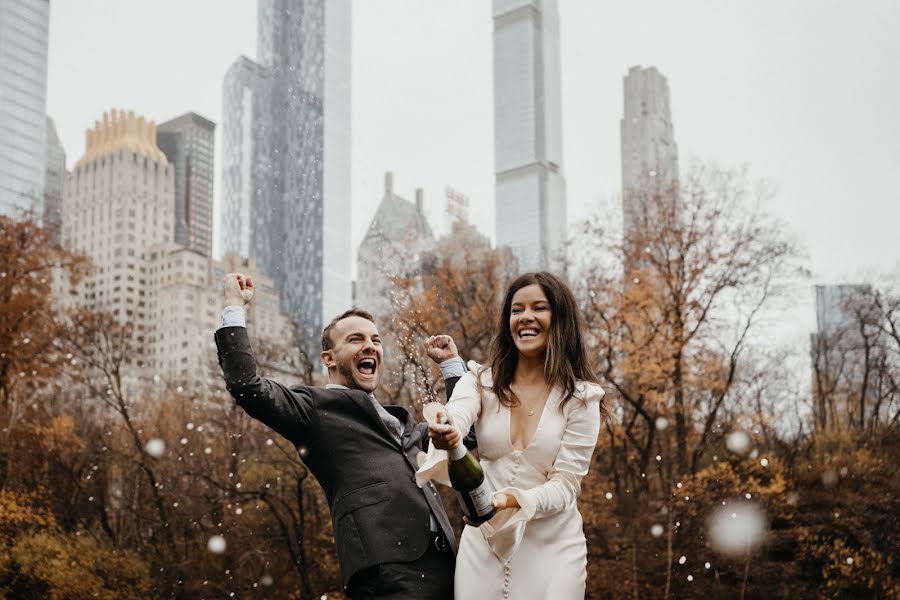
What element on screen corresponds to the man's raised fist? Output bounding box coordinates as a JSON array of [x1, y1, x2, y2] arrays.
[[224, 273, 254, 307]]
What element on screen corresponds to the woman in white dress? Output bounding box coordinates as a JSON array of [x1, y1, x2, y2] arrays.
[[418, 272, 605, 599]]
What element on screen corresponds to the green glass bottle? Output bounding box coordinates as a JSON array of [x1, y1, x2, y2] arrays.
[[446, 443, 496, 523]]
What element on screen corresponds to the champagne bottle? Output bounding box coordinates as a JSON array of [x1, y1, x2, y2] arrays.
[[440, 415, 496, 523], [447, 442, 496, 523]]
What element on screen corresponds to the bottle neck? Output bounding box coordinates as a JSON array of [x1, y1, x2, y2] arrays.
[[447, 444, 467, 461]]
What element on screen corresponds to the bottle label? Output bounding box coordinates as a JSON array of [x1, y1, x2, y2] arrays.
[[461, 480, 494, 517]]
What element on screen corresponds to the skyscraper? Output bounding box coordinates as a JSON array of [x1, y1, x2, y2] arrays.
[[220, 0, 352, 351], [157, 112, 216, 256], [62, 109, 174, 337], [220, 56, 267, 260], [493, 0, 567, 273], [620, 66, 679, 243], [0, 0, 50, 218], [43, 115, 65, 243]]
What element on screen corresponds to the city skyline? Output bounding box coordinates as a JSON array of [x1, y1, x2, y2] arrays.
[[59, 106, 293, 385], [43, 1, 900, 314]]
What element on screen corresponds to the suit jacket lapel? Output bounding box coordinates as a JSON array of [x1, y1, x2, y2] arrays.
[[342, 389, 400, 446], [384, 406, 417, 447]]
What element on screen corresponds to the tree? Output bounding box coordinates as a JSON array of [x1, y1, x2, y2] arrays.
[[812, 283, 900, 432], [0, 213, 85, 425], [0, 488, 153, 598], [379, 220, 517, 409], [577, 163, 805, 482]]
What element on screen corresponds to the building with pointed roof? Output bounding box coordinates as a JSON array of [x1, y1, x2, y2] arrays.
[[356, 171, 434, 320]]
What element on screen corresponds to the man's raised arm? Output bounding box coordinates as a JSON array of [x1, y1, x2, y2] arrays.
[[215, 273, 315, 443], [424, 334, 476, 450]]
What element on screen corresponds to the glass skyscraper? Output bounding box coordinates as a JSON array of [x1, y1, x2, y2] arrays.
[[221, 56, 267, 260], [493, 0, 567, 273], [0, 0, 50, 219], [220, 0, 351, 352]]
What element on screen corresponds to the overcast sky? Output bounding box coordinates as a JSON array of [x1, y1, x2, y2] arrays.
[[47, 0, 900, 331]]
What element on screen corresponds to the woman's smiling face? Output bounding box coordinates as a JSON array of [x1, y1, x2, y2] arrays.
[[509, 283, 553, 358]]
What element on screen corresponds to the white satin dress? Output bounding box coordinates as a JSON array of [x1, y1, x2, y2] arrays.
[[417, 363, 604, 600]]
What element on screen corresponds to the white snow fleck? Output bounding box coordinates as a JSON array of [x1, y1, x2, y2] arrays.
[[145, 438, 165, 458], [725, 431, 752, 455], [708, 501, 767, 557], [207, 535, 226, 554]]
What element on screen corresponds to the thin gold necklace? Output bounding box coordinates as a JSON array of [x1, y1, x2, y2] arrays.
[[514, 383, 550, 416]]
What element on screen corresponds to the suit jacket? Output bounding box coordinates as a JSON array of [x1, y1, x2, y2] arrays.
[[215, 326, 461, 587]]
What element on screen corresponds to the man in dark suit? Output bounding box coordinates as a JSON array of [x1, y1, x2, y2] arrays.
[[215, 273, 465, 599]]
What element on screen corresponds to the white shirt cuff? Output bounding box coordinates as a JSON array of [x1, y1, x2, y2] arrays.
[[439, 357, 466, 379], [220, 305, 246, 329]]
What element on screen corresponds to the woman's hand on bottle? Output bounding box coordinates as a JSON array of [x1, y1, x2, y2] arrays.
[[428, 420, 462, 450], [491, 492, 520, 511], [462, 493, 520, 527]]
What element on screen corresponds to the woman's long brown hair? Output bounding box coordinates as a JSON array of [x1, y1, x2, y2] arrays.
[[483, 272, 599, 410]]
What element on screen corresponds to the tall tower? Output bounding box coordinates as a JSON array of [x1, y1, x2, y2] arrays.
[[493, 0, 567, 273], [43, 115, 66, 243], [221, 0, 352, 351], [0, 0, 50, 218], [156, 112, 216, 256], [620, 66, 679, 244], [220, 56, 267, 260]]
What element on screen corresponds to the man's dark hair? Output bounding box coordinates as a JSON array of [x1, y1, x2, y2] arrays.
[[321, 308, 376, 351]]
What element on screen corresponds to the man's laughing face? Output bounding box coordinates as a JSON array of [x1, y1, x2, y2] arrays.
[[320, 315, 383, 393]]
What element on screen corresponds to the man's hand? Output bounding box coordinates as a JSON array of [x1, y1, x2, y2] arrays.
[[424, 335, 460, 364], [224, 273, 254, 307]]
